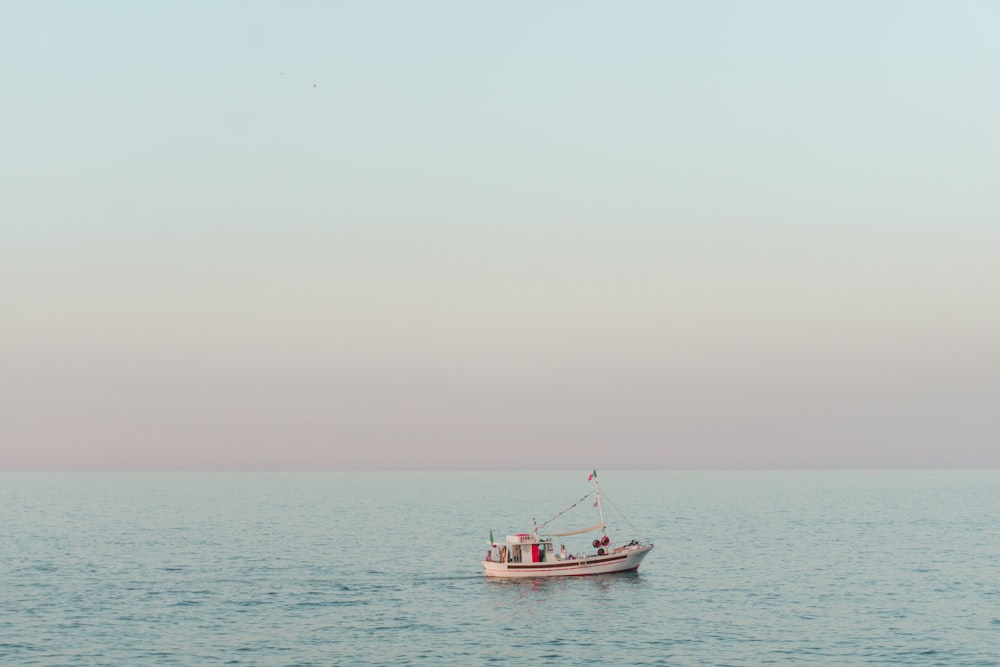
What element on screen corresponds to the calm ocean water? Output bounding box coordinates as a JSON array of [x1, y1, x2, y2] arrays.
[[2, 471, 998, 666]]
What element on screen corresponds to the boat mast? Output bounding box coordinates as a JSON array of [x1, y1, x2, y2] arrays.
[[594, 476, 607, 537]]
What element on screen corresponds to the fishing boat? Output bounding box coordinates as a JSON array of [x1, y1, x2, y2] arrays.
[[482, 470, 653, 578]]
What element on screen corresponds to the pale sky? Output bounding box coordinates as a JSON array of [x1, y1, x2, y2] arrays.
[[2, 1, 998, 470]]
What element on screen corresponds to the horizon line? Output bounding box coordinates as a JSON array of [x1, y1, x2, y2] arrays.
[[2, 466, 998, 473]]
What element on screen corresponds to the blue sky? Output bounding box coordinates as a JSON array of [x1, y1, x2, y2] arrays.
[[2, 1, 998, 469]]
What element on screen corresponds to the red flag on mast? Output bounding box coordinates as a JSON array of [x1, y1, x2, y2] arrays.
[[588, 470, 597, 481]]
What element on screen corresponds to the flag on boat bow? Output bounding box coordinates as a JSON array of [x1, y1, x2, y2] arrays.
[[588, 470, 597, 481]]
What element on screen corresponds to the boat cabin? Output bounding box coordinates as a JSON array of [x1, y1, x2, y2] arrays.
[[498, 533, 554, 563]]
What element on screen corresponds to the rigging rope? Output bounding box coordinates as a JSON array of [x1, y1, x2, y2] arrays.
[[601, 491, 646, 540], [537, 490, 594, 531]]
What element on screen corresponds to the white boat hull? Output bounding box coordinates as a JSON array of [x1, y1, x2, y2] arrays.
[[482, 544, 653, 578]]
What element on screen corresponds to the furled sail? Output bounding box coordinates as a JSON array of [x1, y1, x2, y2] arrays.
[[542, 522, 606, 537]]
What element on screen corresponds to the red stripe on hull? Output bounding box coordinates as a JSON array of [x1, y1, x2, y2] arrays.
[[505, 554, 629, 570]]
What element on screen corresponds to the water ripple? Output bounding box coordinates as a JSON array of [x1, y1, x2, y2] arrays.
[[2, 471, 999, 665]]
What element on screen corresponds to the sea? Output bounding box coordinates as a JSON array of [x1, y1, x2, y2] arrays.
[[1, 470, 998, 666]]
